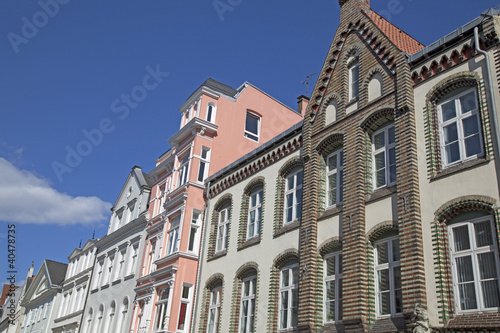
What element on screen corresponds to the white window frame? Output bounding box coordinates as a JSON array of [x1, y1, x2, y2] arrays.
[[239, 275, 257, 333], [244, 112, 260, 142], [207, 103, 217, 123], [215, 206, 230, 253], [326, 149, 343, 208], [348, 59, 359, 101], [128, 243, 138, 275], [197, 147, 211, 183], [208, 286, 222, 333], [324, 251, 343, 323], [279, 263, 299, 330], [168, 215, 181, 255], [147, 240, 156, 275], [176, 284, 192, 332], [438, 88, 483, 167], [374, 236, 402, 317], [372, 124, 396, 190], [247, 188, 263, 239], [188, 210, 202, 253], [178, 153, 190, 186], [154, 287, 170, 331], [284, 169, 303, 224], [449, 216, 500, 313]]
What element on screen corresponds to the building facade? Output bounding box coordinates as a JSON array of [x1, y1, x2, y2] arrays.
[[50, 239, 97, 333], [130, 78, 303, 333], [18, 260, 67, 333], [192, 120, 303, 333], [81, 166, 152, 333]]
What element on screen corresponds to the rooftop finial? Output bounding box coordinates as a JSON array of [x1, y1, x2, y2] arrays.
[[92, 230, 95, 239]]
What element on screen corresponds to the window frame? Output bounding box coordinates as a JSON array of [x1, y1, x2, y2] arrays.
[[207, 103, 216, 123], [247, 188, 263, 240], [326, 149, 344, 208], [372, 124, 396, 190], [348, 59, 359, 101], [167, 215, 181, 255], [215, 206, 230, 253], [278, 263, 299, 330], [374, 236, 402, 317], [208, 286, 222, 333], [324, 251, 343, 323], [188, 210, 202, 253], [438, 87, 483, 168], [177, 284, 193, 332], [197, 147, 211, 183], [178, 153, 190, 186], [448, 216, 500, 314], [239, 275, 257, 333], [244, 112, 261, 142], [284, 169, 303, 224]]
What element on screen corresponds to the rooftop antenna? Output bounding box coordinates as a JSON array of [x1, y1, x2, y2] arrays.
[[299, 73, 316, 96], [79, 239, 82, 248]]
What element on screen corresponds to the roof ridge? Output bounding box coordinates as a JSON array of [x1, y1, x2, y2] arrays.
[[363, 8, 425, 54]]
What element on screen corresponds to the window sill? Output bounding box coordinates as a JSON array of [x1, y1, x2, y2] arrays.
[[274, 219, 300, 238], [431, 157, 490, 182], [124, 273, 134, 281], [371, 315, 406, 332], [208, 249, 227, 262], [112, 278, 121, 286], [238, 236, 261, 251], [90, 288, 99, 294], [101, 283, 110, 290], [365, 185, 397, 204], [318, 205, 343, 221]]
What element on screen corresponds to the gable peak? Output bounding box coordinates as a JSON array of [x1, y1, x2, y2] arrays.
[[339, 0, 370, 16]]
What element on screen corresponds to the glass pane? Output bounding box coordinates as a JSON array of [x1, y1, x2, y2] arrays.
[[441, 100, 457, 121], [478, 252, 498, 279], [389, 147, 396, 165], [394, 266, 401, 289], [445, 142, 461, 164], [475, 221, 493, 247], [453, 225, 471, 251], [379, 291, 391, 315], [463, 115, 479, 137], [388, 126, 395, 144], [395, 289, 403, 313], [375, 152, 385, 171], [244, 281, 250, 297], [280, 292, 288, 329], [455, 256, 474, 283], [326, 256, 336, 277], [297, 171, 303, 186], [374, 132, 385, 150], [339, 170, 344, 203], [460, 91, 477, 113], [198, 162, 206, 181], [286, 207, 293, 223], [340, 151, 344, 166], [464, 135, 481, 157], [245, 115, 259, 135], [389, 165, 397, 184], [378, 269, 390, 291], [326, 281, 335, 301], [482, 280, 500, 308], [328, 174, 337, 206], [377, 242, 388, 265], [287, 176, 294, 191], [443, 123, 458, 144], [293, 266, 299, 285], [458, 282, 477, 310], [249, 299, 255, 332], [339, 255, 343, 274], [282, 270, 289, 287], [392, 239, 400, 262], [328, 155, 337, 170]]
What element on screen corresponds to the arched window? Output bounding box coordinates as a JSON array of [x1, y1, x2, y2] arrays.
[[207, 103, 217, 123], [95, 304, 104, 333], [83, 308, 93, 333], [325, 99, 338, 124], [117, 298, 129, 333], [324, 251, 343, 323], [372, 123, 396, 189], [348, 59, 359, 101], [208, 195, 233, 259], [326, 148, 343, 207], [279, 260, 299, 330]]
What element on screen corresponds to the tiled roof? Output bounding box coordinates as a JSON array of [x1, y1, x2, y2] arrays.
[[364, 9, 424, 54]]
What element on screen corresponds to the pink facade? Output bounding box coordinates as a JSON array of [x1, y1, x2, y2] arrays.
[[130, 79, 303, 333]]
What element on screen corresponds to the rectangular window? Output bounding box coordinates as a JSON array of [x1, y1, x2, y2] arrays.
[[284, 169, 303, 224], [95, 260, 103, 288], [107, 255, 114, 284], [247, 188, 263, 239], [147, 241, 156, 274], [155, 288, 170, 330], [239, 276, 256, 333], [438, 88, 483, 167], [188, 210, 202, 253], [326, 149, 344, 207], [349, 60, 359, 101], [372, 124, 396, 189], [168, 215, 181, 255], [208, 287, 221, 333], [128, 243, 138, 275], [279, 264, 299, 330], [244, 112, 260, 142], [178, 154, 190, 186], [197, 147, 211, 182], [177, 285, 192, 331], [216, 207, 230, 252], [374, 237, 402, 316], [449, 217, 500, 312], [324, 252, 343, 323]]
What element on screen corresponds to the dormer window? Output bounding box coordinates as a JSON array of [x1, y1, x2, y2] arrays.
[[348, 59, 359, 101]]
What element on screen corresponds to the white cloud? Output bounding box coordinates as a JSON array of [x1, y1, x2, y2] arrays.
[[0, 158, 112, 225]]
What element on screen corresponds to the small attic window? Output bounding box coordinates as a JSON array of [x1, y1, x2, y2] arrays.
[[127, 186, 133, 198]]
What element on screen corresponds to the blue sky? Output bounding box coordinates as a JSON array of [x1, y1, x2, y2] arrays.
[[0, 0, 498, 283]]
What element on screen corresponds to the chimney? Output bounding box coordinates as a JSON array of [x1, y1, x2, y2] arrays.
[[297, 95, 310, 116]]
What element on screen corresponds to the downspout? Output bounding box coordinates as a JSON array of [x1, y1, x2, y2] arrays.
[[190, 180, 211, 333], [474, 26, 500, 163]]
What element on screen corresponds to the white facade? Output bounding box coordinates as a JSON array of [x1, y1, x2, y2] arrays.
[[81, 166, 151, 333]]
